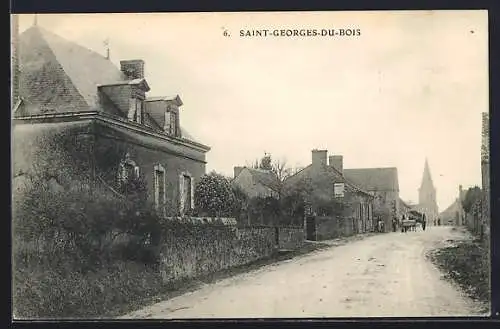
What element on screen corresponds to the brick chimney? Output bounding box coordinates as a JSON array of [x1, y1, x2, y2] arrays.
[[120, 59, 145, 80], [311, 149, 327, 167], [329, 155, 343, 174], [234, 166, 244, 178]]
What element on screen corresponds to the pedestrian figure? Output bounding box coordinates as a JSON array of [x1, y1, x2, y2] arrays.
[[392, 217, 397, 232], [437, 217, 441, 226], [422, 214, 426, 231], [433, 219, 436, 226]]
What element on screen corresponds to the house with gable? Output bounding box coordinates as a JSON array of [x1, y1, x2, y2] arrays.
[[343, 165, 400, 233], [12, 22, 210, 216], [232, 166, 279, 199], [283, 150, 375, 240]]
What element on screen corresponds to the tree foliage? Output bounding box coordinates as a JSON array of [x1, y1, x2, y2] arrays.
[[194, 172, 235, 217], [462, 186, 483, 214]]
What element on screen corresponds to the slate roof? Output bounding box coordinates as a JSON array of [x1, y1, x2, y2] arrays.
[[285, 163, 372, 196], [18, 26, 125, 113], [16, 25, 203, 146], [245, 168, 280, 191], [343, 167, 399, 192]]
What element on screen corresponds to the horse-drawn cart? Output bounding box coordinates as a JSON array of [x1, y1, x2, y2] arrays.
[[401, 210, 424, 232]]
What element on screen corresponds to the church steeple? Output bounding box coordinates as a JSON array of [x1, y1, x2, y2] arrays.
[[420, 158, 434, 190], [418, 158, 439, 223]]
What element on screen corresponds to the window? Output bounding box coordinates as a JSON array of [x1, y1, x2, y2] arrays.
[[164, 109, 178, 136], [170, 111, 177, 136], [128, 98, 144, 124], [118, 153, 139, 185], [333, 183, 345, 198], [154, 164, 166, 214], [179, 172, 194, 215], [136, 99, 144, 124]]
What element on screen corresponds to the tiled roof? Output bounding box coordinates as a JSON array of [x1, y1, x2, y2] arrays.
[[343, 167, 399, 192]]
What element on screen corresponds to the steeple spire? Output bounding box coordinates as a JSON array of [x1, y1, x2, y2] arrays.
[[420, 158, 434, 189]]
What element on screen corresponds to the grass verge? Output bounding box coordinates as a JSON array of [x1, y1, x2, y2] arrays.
[[427, 233, 490, 314]]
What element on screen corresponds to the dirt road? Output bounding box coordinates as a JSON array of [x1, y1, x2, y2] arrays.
[[122, 226, 485, 318]]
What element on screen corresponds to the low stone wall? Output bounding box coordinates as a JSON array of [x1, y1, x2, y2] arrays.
[[277, 227, 304, 250], [158, 219, 304, 285]]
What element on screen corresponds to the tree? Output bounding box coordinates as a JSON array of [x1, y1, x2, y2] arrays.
[[259, 153, 272, 170], [462, 186, 483, 214], [194, 172, 235, 217]]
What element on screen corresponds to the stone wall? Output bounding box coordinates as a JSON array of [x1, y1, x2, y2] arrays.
[[315, 216, 356, 240], [158, 220, 304, 285], [277, 227, 305, 250]]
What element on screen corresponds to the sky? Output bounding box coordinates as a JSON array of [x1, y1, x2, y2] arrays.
[[15, 11, 488, 211]]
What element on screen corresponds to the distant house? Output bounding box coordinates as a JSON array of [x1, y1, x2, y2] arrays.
[[343, 166, 400, 233], [12, 24, 210, 216], [284, 150, 374, 239], [399, 198, 412, 220], [232, 166, 279, 199]]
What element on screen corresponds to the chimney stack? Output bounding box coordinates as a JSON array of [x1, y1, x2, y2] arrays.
[[329, 155, 343, 174], [234, 166, 244, 178], [120, 59, 145, 80], [11, 14, 19, 106], [311, 149, 327, 167]]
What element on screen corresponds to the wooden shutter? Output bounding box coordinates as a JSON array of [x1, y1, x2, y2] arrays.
[[164, 111, 172, 133]]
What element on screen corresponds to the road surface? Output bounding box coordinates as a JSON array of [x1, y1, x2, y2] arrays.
[[122, 226, 485, 318]]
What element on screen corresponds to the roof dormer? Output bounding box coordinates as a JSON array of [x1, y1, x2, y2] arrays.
[[145, 95, 183, 138]]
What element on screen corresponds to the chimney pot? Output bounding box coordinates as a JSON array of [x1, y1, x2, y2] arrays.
[[120, 59, 145, 80]]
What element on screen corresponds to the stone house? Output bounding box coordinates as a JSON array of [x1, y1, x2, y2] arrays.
[[343, 165, 400, 233], [12, 24, 210, 216], [232, 166, 279, 199], [284, 150, 375, 239]]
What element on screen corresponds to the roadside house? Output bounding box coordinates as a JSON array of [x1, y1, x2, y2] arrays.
[[343, 166, 400, 233], [233, 166, 279, 199], [12, 24, 210, 216], [284, 150, 375, 240]]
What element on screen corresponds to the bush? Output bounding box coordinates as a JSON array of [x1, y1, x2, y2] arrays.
[[194, 172, 235, 217]]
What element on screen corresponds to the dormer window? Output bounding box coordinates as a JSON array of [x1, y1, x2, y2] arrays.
[[128, 97, 144, 124], [164, 108, 178, 136]]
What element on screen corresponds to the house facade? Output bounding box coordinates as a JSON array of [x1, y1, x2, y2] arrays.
[[233, 166, 279, 199], [12, 24, 210, 216], [343, 166, 400, 233], [284, 150, 374, 240]]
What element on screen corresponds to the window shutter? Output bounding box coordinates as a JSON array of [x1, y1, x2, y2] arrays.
[[136, 100, 143, 124], [154, 168, 159, 207], [128, 98, 137, 121], [164, 111, 172, 133], [190, 177, 195, 209], [179, 173, 184, 214]]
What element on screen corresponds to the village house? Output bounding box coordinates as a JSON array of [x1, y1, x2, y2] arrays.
[[342, 165, 400, 233], [283, 150, 375, 240], [399, 199, 412, 220], [232, 166, 279, 199], [12, 23, 210, 216]]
